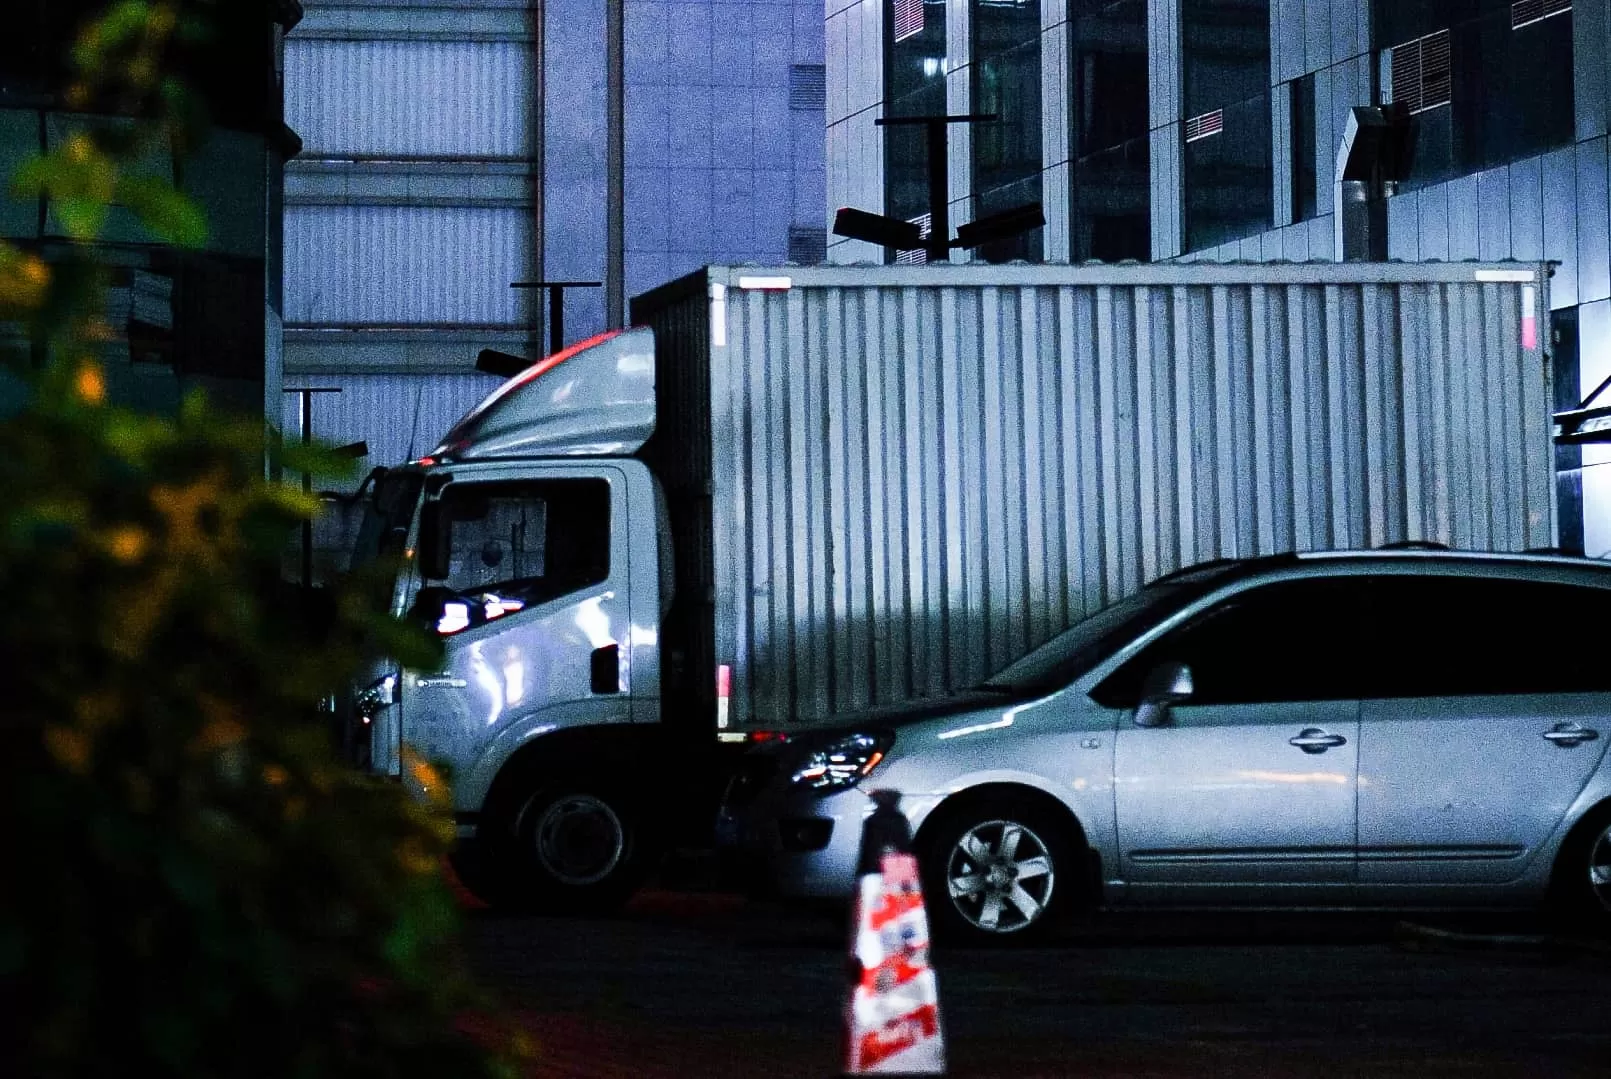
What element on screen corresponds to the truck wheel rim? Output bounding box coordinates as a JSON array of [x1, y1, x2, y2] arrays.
[[945, 818, 1054, 934], [533, 794, 625, 887], [1589, 823, 1611, 912]]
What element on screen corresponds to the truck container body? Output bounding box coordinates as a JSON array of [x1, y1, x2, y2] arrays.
[[630, 262, 1556, 737]]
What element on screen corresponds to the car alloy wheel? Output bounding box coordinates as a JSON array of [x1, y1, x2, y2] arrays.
[[1588, 820, 1611, 914], [944, 818, 1056, 934], [531, 793, 627, 888]]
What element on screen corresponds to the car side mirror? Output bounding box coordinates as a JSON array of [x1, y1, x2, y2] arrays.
[[419, 501, 452, 580], [1135, 661, 1193, 728]]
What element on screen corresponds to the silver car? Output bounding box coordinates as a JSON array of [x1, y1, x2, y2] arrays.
[[718, 550, 1611, 943]]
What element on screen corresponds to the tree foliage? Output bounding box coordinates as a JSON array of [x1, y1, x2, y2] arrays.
[[0, 4, 524, 1075]]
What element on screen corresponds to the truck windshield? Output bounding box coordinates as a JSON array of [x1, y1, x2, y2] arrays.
[[349, 470, 423, 573], [978, 572, 1232, 696]]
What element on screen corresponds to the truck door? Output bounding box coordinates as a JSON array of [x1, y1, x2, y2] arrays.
[[398, 467, 632, 783]]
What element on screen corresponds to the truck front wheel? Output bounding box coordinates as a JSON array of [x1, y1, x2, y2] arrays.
[[494, 783, 652, 913]]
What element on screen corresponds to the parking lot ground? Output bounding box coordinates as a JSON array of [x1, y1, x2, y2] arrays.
[[461, 888, 1611, 1078]]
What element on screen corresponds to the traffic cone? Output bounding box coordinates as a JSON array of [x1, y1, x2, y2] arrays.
[[843, 789, 946, 1076]]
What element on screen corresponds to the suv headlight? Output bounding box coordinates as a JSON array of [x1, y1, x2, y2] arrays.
[[789, 731, 894, 793]]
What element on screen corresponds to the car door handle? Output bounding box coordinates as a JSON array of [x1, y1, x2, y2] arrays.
[[414, 675, 467, 689], [1543, 724, 1600, 747], [1289, 728, 1348, 754]]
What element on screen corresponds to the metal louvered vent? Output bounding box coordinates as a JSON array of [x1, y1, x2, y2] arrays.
[[1512, 0, 1571, 29], [893, 0, 924, 42], [789, 65, 826, 110], [1388, 29, 1452, 115], [1184, 109, 1223, 142], [787, 226, 828, 264], [894, 214, 931, 264]]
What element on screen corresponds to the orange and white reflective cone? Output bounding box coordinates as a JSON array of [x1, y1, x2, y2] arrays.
[[843, 789, 946, 1076]]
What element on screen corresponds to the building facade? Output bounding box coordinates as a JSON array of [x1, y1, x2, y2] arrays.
[[828, 0, 1611, 555], [282, 0, 827, 479], [1, 0, 300, 422]]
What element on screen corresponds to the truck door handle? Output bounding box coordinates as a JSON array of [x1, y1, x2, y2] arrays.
[[591, 644, 621, 695], [1543, 724, 1599, 747], [1289, 728, 1347, 754]]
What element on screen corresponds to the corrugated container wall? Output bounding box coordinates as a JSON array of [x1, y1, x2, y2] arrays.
[[633, 263, 1556, 730]]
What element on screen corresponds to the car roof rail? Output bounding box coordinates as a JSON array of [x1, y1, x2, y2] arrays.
[[1376, 539, 1450, 551]]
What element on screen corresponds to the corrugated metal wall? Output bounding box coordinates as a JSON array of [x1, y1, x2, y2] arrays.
[[285, 39, 537, 157], [657, 263, 1556, 727], [282, 372, 506, 467], [284, 205, 534, 324]]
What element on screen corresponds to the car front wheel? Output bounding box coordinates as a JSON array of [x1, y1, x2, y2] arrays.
[[921, 796, 1077, 945]]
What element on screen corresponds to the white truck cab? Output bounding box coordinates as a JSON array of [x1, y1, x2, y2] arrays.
[[347, 328, 688, 911]]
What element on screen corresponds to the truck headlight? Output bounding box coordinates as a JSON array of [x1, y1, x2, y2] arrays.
[[789, 731, 894, 793], [355, 673, 397, 723]]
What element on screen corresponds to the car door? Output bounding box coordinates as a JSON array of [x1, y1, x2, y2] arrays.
[[1356, 573, 1611, 889], [1104, 576, 1369, 903]]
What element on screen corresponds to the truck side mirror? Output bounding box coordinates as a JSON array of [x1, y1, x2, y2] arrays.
[[419, 501, 453, 580], [1135, 661, 1193, 729]]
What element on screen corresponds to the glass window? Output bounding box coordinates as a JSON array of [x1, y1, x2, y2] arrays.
[[426, 479, 611, 618], [350, 470, 424, 570], [1390, 4, 1575, 189], [885, 0, 949, 240], [972, 173, 1045, 262], [971, 3, 1042, 260], [1069, 0, 1150, 262], [1182, 0, 1270, 118], [1095, 578, 1376, 706], [1072, 136, 1150, 261], [1184, 91, 1272, 252], [1290, 75, 1317, 224], [1362, 575, 1611, 697], [1071, 0, 1149, 158]]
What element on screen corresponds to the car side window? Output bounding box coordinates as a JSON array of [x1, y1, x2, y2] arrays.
[[435, 478, 611, 606], [1363, 575, 1611, 697], [1094, 578, 1371, 707]]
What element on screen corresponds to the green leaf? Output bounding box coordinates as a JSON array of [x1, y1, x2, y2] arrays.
[[116, 174, 208, 247], [53, 198, 110, 241]]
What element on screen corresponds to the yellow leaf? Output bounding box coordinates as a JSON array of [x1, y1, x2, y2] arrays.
[[105, 525, 148, 563], [192, 716, 246, 756], [396, 838, 437, 876], [262, 764, 289, 787], [44, 726, 92, 775], [74, 361, 105, 404]]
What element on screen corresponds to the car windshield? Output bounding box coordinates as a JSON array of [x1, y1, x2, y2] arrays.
[[978, 572, 1231, 695]]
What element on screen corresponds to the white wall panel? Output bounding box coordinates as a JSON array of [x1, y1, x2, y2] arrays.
[[285, 39, 537, 157], [285, 205, 535, 325]]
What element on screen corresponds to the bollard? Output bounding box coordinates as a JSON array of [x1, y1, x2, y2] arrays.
[[842, 789, 946, 1076]]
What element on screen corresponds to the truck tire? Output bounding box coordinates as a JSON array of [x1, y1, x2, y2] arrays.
[[490, 781, 653, 914]]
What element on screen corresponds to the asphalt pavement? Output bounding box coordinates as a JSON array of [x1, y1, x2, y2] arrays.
[[460, 885, 1611, 1079]]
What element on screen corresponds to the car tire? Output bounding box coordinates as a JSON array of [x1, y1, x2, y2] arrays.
[[919, 794, 1080, 947], [1549, 802, 1611, 934], [466, 780, 655, 914]]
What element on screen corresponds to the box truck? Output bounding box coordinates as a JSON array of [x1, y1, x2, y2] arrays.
[[341, 261, 1555, 910]]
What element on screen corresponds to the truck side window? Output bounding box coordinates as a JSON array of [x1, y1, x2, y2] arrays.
[[435, 479, 611, 608]]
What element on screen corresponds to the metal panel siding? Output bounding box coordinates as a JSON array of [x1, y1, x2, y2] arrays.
[[284, 205, 534, 325], [280, 373, 505, 483], [284, 40, 536, 157], [639, 263, 1556, 727]]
